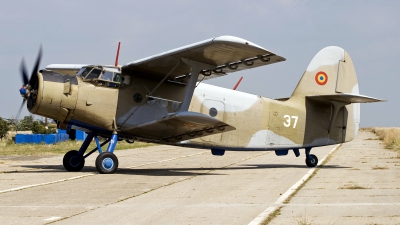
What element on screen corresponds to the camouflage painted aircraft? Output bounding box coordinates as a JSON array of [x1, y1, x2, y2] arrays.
[[18, 36, 383, 174]]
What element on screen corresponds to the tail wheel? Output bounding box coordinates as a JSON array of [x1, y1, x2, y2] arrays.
[[95, 152, 119, 174], [305, 154, 318, 167], [63, 150, 85, 171]]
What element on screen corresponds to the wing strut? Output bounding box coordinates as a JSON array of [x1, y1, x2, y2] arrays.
[[150, 60, 181, 95], [118, 61, 182, 129], [180, 58, 215, 112]]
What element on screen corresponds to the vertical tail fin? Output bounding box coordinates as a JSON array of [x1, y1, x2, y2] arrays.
[[291, 46, 359, 98]]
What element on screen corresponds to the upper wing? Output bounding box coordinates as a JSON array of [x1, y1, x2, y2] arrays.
[[45, 64, 88, 76], [122, 36, 285, 81]]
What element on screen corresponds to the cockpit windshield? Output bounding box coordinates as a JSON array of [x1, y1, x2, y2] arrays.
[[76, 67, 92, 77], [86, 69, 102, 80], [79, 66, 122, 88]]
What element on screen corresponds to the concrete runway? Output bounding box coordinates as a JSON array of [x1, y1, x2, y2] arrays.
[[0, 131, 399, 224]]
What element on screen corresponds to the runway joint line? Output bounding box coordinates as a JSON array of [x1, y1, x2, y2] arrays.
[[248, 145, 341, 225], [0, 151, 209, 195]]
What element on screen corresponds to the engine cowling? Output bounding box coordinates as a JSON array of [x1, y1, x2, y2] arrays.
[[28, 70, 78, 123]]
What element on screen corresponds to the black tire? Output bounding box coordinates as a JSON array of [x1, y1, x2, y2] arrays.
[[305, 154, 318, 167], [63, 150, 85, 171], [95, 152, 119, 174]]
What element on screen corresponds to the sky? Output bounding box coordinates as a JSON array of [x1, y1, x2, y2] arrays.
[[0, 0, 398, 127]]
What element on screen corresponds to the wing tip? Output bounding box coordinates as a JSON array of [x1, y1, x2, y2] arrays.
[[212, 35, 268, 51]]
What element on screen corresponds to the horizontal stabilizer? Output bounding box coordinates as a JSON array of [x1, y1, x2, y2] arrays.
[[123, 111, 235, 142], [307, 93, 385, 104]]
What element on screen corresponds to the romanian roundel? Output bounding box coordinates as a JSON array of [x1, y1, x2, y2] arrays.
[[315, 71, 328, 85]]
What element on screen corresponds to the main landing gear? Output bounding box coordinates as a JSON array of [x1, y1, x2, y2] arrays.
[[63, 132, 120, 174], [304, 147, 318, 167], [277, 147, 319, 167]]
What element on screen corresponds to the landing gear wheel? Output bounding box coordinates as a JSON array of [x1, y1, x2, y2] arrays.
[[63, 150, 85, 171], [95, 152, 119, 174], [305, 154, 318, 167]]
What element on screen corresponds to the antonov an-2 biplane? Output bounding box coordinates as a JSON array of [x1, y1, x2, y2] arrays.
[[18, 36, 383, 174]]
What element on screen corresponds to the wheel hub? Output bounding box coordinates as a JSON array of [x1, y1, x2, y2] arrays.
[[69, 156, 80, 167], [102, 158, 114, 170]]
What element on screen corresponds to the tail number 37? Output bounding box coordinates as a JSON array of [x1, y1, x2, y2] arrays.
[[283, 115, 298, 128]]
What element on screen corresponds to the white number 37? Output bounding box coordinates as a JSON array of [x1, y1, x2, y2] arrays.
[[283, 115, 298, 128]]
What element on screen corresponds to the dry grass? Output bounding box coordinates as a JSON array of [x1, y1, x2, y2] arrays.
[[368, 127, 400, 150], [339, 183, 369, 190], [359, 127, 375, 132], [372, 166, 389, 170], [0, 139, 156, 156], [260, 207, 282, 225], [297, 219, 312, 225]]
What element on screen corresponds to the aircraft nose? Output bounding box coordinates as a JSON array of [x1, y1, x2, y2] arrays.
[[29, 71, 78, 124]]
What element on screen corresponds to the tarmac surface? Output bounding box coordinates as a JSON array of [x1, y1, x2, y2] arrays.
[[0, 131, 399, 225]]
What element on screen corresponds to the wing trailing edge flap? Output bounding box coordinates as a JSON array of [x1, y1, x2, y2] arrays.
[[123, 111, 235, 142], [307, 93, 385, 104]]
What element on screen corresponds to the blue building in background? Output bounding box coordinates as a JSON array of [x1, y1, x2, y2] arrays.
[[15, 129, 87, 144]]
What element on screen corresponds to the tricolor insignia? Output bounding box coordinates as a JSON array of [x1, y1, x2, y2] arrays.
[[315, 71, 328, 85]]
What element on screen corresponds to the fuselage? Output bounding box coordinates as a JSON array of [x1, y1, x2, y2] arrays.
[[29, 69, 356, 151]]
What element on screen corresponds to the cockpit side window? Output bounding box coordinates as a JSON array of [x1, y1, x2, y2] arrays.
[[85, 69, 101, 80], [101, 71, 114, 81], [113, 73, 121, 82]]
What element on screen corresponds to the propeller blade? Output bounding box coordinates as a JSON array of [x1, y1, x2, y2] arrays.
[[15, 99, 26, 122], [29, 46, 42, 85], [20, 58, 29, 85]]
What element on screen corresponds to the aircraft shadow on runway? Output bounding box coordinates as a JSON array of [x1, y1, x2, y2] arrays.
[[14, 163, 350, 176]]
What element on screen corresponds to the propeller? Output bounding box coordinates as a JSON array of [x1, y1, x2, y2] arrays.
[[16, 46, 42, 122]]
